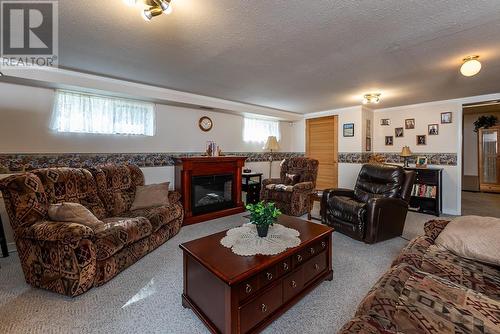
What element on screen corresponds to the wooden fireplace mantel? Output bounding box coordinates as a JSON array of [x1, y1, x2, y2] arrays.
[[175, 156, 247, 225]]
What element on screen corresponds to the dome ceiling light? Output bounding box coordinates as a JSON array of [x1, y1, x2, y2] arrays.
[[123, 0, 173, 22], [362, 93, 381, 105], [460, 55, 482, 77]]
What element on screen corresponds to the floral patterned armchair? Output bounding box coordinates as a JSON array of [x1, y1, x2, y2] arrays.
[[260, 157, 319, 216]]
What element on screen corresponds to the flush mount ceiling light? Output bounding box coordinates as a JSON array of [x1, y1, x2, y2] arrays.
[[460, 55, 482, 77], [123, 0, 173, 22], [362, 93, 381, 105]]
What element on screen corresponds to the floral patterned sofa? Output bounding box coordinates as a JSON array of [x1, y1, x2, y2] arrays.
[[0, 165, 183, 297], [339, 219, 500, 333]]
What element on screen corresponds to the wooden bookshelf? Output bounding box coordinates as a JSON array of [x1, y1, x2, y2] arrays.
[[405, 167, 443, 216]]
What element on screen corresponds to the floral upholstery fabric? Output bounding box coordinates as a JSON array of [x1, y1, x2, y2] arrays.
[[123, 195, 183, 232], [88, 164, 144, 217], [339, 219, 500, 334], [260, 157, 318, 216], [0, 173, 48, 230], [94, 217, 152, 260], [34, 168, 107, 220], [0, 164, 184, 297]]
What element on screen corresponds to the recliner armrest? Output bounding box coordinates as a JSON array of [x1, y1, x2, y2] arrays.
[[366, 197, 408, 211], [323, 188, 355, 198], [292, 181, 314, 192], [23, 220, 95, 244], [365, 197, 409, 243], [262, 178, 282, 187]]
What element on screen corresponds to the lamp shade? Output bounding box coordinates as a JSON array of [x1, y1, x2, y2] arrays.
[[400, 146, 413, 157], [263, 136, 280, 151]]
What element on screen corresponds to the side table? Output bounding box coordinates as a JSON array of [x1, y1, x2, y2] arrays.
[[308, 190, 323, 221], [242, 172, 263, 205]]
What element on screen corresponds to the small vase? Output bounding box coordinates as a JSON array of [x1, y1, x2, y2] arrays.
[[256, 225, 269, 238]]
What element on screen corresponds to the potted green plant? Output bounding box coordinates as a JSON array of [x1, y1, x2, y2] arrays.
[[246, 202, 282, 237]]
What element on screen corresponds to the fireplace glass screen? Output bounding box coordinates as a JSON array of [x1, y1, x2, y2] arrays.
[[191, 174, 234, 215]]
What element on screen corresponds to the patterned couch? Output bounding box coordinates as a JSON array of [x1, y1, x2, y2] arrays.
[[260, 157, 319, 217], [339, 219, 500, 333], [0, 165, 184, 297]]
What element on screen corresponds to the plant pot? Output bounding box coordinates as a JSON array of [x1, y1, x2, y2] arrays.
[[256, 225, 269, 238]]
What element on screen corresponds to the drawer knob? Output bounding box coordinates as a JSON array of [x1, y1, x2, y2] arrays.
[[297, 254, 303, 262], [266, 272, 273, 281], [314, 264, 320, 271], [291, 280, 297, 288], [309, 247, 315, 255], [245, 284, 252, 294], [321, 241, 327, 248], [283, 262, 289, 271], [261, 304, 268, 313]]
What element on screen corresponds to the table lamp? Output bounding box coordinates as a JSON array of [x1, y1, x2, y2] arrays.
[[400, 146, 413, 168], [264, 136, 280, 178]]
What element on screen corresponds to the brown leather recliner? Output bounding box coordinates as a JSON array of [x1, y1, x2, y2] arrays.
[[321, 164, 415, 244]]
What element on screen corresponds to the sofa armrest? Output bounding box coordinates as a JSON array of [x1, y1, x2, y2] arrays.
[[262, 178, 282, 187], [168, 190, 182, 204], [424, 219, 451, 240], [23, 220, 95, 244], [365, 197, 409, 243], [292, 181, 314, 192]]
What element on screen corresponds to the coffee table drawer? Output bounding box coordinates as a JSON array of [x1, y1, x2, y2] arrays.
[[277, 257, 292, 277], [239, 283, 283, 333], [303, 251, 328, 284], [283, 266, 304, 302], [237, 275, 260, 301], [259, 266, 278, 288]]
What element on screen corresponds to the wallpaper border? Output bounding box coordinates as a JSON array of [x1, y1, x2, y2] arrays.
[[0, 152, 306, 173], [338, 152, 457, 166]]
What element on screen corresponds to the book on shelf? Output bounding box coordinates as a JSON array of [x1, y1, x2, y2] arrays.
[[411, 184, 437, 198]]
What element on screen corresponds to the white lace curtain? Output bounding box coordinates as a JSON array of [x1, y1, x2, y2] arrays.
[[243, 118, 281, 143], [50, 90, 156, 136]]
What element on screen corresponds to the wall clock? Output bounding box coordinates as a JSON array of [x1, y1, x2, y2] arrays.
[[199, 116, 213, 132]]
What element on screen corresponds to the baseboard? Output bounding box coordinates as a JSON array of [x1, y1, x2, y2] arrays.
[[443, 209, 460, 216]]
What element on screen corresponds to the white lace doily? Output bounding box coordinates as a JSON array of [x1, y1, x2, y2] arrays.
[[220, 224, 301, 256]]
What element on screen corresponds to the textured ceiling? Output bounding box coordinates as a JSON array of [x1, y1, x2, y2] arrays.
[[58, 0, 500, 113]]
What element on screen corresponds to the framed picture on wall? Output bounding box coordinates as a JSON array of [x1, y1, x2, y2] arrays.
[[380, 119, 390, 126], [405, 119, 415, 129], [395, 127, 404, 137], [416, 156, 428, 168], [343, 123, 354, 137], [417, 135, 427, 145], [428, 124, 439, 135], [441, 112, 452, 124], [385, 136, 394, 146]]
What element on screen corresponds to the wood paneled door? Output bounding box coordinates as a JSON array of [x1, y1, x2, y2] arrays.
[[306, 116, 338, 190]]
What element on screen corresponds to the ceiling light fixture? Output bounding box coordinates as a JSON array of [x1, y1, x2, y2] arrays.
[[124, 0, 173, 21], [362, 93, 381, 105], [460, 55, 482, 77]]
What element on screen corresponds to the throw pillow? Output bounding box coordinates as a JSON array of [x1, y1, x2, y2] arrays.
[[285, 173, 301, 185], [48, 202, 101, 227], [130, 182, 170, 211], [435, 215, 500, 266]]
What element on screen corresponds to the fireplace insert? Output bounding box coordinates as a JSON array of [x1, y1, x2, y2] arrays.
[[191, 174, 234, 215]]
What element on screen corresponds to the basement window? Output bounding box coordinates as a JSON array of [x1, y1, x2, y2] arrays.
[[50, 90, 156, 136], [243, 118, 281, 143]]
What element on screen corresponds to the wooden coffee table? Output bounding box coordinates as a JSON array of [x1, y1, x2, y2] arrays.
[[180, 215, 334, 334]]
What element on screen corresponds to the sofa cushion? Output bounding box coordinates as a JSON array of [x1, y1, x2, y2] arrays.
[[394, 270, 500, 333], [130, 182, 170, 211], [284, 173, 301, 185], [435, 215, 500, 267], [124, 203, 183, 233], [89, 165, 144, 217], [328, 196, 366, 227], [48, 202, 101, 226], [94, 217, 152, 260], [34, 168, 107, 220]]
